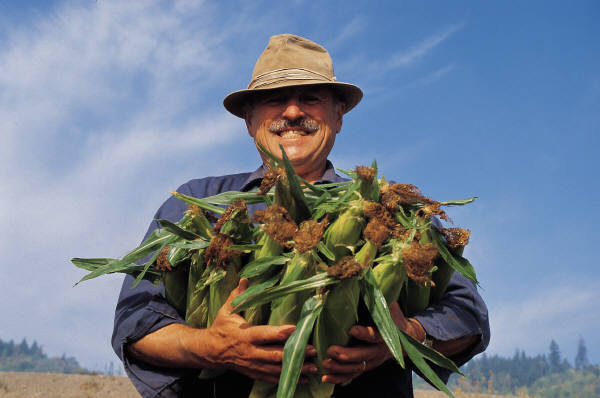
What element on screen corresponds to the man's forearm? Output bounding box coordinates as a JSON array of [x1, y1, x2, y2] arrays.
[[127, 323, 220, 369]]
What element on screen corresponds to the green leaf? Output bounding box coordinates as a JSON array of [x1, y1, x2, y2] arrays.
[[256, 142, 282, 166], [360, 269, 404, 368], [317, 241, 336, 262], [439, 197, 477, 206], [71, 257, 118, 271], [224, 244, 263, 252], [430, 228, 478, 285], [397, 331, 456, 398], [119, 228, 174, 265], [170, 191, 226, 215], [157, 219, 201, 241], [199, 190, 268, 205], [240, 256, 288, 279], [205, 268, 226, 286], [170, 240, 210, 250], [167, 245, 191, 266], [231, 272, 282, 307], [336, 167, 357, 179], [399, 331, 462, 375], [232, 273, 339, 313], [278, 295, 324, 398], [279, 144, 311, 222]]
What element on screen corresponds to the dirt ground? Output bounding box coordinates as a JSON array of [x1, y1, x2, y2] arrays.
[[0, 372, 139, 398], [0, 372, 519, 398]]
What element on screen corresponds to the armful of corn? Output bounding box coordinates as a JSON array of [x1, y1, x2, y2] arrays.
[[72, 146, 477, 398]]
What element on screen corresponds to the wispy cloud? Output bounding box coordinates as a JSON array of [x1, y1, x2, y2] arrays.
[[407, 64, 456, 87], [0, 0, 249, 370], [487, 282, 600, 358], [387, 23, 464, 69], [326, 17, 365, 51]]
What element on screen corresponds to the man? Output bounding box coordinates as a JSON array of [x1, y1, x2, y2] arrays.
[[112, 34, 489, 398]]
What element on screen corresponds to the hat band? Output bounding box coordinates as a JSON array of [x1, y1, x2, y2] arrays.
[[248, 68, 336, 89]]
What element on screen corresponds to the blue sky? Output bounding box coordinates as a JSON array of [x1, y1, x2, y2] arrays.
[[1, 0, 598, 372]]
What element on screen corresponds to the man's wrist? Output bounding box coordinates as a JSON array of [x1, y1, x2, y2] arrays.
[[406, 318, 427, 343]]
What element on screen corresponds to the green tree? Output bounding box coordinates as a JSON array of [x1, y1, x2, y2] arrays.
[[549, 340, 561, 373], [575, 338, 589, 370]]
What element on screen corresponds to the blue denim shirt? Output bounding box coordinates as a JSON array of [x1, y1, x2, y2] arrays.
[[112, 162, 490, 398]]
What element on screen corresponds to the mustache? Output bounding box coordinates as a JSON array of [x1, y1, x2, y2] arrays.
[[268, 118, 319, 134]]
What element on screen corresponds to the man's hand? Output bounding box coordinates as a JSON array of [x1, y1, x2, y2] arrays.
[[321, 301, 424, 384], [202, 278, 317, 383], [127, 278, 317, 383]]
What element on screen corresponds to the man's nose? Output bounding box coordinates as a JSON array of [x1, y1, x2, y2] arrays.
[[281, 99, 304, 121]]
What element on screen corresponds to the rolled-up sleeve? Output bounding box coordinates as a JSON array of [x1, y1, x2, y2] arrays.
[[412, 272, 490, 381]]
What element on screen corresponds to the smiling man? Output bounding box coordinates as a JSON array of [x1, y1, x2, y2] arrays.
[[112, 34, 489, 398]]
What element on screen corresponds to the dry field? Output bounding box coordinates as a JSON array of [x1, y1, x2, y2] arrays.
[[0, 372, 519, 398]]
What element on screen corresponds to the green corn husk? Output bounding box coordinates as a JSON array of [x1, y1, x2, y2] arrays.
[[372, 239, 409, 305], [323, 200, 365, 261], [163, 264, 189, 316], [185, 251, 210, 328], [310, 242, 377, 398], [208, 255, 242, 326], [244, 233, 284, 325], [249, 250, 316, 398]]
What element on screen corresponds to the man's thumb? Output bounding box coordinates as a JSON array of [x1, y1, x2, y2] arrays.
[[223, 278, 249, 311]]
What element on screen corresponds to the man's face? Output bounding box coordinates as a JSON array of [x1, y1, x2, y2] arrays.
[[244, 86, 344, 180]]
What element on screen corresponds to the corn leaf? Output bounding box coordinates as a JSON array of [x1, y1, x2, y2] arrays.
[[199, 190, 268, 205], [71, 257, 118, 271], [167, 245, 191, 267], [170, 191, 226, 215], [205, 269, 226, 286], [224, 244, 263, 252], [132, 246, 166, 288], [317, 241, 336, 262], [277, 295, 324, 398], [240, 256, 288, 279], [119, 228, 174, 265], [360, 269, 405, 368], [256, 142, 281, 165], [278, 144, 311, 222], [232, 273, 339, 313], [399, 331, 462, 375], [232, 272, 282, 308], [336, 167, 357, 179], [430, 228, 478, 285], [397, 331, 455, 398], [157, 219, 202, 241], [439, 197, 477, 206], [170, 240, 210, 250]]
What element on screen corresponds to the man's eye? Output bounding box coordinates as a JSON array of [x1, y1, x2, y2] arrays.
[[264, 97, 284, 105], [302, 95, 322, 104]]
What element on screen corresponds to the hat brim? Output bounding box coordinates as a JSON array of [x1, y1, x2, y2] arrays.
[[223, 80, 363, 119]]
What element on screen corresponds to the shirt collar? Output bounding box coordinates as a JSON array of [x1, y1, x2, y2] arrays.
[[240, 160, 343, 192]]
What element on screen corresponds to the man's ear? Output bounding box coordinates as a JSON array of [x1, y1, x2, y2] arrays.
[[243, 107, 256, 138], [335, 102, 345, 134]]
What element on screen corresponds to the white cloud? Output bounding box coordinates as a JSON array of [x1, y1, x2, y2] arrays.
[[326, 17, 365, 51], [0, 0, 249, 370], [387, 24, 464, 69], [486, 282, 600, 359]]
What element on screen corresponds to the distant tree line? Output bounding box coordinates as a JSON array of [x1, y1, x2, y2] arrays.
[[434, 338, 598, 396], [0, 337, 89, 374]]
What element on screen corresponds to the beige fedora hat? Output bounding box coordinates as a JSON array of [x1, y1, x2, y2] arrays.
[[223, 34, 363, 118]]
